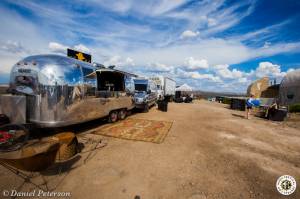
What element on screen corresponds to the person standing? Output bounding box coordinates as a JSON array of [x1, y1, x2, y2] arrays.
[[245, 94, 255, 119]]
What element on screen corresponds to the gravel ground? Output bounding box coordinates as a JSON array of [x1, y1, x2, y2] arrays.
[[0, 100, 299, 199]]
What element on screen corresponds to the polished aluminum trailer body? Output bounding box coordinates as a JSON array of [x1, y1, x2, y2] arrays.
[[4, 54, 135, 127]]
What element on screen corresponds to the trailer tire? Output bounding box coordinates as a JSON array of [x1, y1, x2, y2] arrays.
[[118, 109, 127, 120], [108, 111, 118, 123]]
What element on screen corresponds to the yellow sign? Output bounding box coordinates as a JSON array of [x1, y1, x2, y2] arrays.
[[67, 48, 91, 63], [76, 52, 85, 61]]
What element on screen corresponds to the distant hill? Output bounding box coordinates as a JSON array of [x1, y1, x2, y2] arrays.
[[0, 84, 8, 95], [192, 90, 245, 99]]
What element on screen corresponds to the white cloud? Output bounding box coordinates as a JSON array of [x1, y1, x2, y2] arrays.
[[98, 0, 132, 13], [49, 42, 91, 54], [49, 42, 68, 54], [147, 62, 173, 72], [196, 1, 256, 37], [125, 57, 135, 66], [255, 62, 286, 78], [263, 41, 271, 49], [207, 18, 217, 27], [4, 1, 299, 71], [238, 77, 248, 83], [151, 0, 186, 15], [287, 68, 295, 73], [213, 64, 244, 79], [0, 53, 23, 74], [103, 55, 122, 66], [0, 6, 52, 74], [88, 0, 186, 16], [0, 7, 49, 51], [253, 42, 300, 58], [0, 0, 298, 94], [184, 57, 209, 70], [176, 69, 221, 82], [74, 44, 91, 54], [103, 55, 135, 67], [165, 1, 255, 38], [190, 72, 222, 82], [229, 20, 291, 42], [180, 30, 199, 39], [127, 38, 250, 67], [0, 40, 27, 54]]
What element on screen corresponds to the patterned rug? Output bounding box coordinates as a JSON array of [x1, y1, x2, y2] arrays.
[[93, 118, 173, 143]]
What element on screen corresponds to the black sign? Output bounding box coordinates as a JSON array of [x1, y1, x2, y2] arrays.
[[67, 48, 91, 63]]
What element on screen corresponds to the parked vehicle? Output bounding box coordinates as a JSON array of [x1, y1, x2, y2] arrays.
[[150, 76, 176, 101], [0, 54, 136, 127], [133, 78, 157, 112]]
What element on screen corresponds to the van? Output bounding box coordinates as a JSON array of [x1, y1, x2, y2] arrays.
[[133, 78, 157, 112]]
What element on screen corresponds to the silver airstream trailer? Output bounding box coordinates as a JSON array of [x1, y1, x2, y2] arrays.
[[0, 54, 136, 127]]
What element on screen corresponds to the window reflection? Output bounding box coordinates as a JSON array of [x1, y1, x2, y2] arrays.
[[83, 67, 96, 96]]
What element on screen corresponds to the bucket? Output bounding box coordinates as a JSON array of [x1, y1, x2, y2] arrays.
[[158, 100, 168, 112]]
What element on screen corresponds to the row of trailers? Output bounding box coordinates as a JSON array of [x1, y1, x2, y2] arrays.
[[0, 52, 175, 129]]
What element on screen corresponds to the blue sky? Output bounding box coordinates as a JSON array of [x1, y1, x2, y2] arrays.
[[0, 0, 299, 92]]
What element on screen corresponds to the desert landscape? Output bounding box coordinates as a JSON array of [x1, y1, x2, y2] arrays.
[[1, 100, 299, 199]]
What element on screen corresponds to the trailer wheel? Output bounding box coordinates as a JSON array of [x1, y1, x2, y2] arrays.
[[118, 109, 127, 120], [108, 111, 118, 123]]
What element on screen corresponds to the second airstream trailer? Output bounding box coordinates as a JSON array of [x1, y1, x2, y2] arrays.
[[1, 54, 136, 127]]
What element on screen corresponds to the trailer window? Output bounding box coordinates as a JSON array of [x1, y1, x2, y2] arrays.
[[82, 67, 94, 77], [64, 65, 82, 86], [84, 78, 96, 96], [83, 68, 96, 96], [14, 75, 38, 94]]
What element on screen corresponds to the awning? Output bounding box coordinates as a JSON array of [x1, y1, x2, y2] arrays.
[[175, 84, 193, 92]]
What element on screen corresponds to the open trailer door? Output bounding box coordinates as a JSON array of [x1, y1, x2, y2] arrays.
[[94, 69, 135, 122]]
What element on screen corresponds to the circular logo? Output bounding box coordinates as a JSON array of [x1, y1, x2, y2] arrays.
[[276, 175, 296, 195]]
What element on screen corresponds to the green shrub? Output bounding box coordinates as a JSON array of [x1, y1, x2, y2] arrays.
[[289, 103, 300, 113]]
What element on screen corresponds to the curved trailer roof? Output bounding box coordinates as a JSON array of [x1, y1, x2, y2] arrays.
[[279, 69, 300, 105]]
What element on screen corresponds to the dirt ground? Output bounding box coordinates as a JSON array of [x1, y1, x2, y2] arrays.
[[1, 100, 300, 199]]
